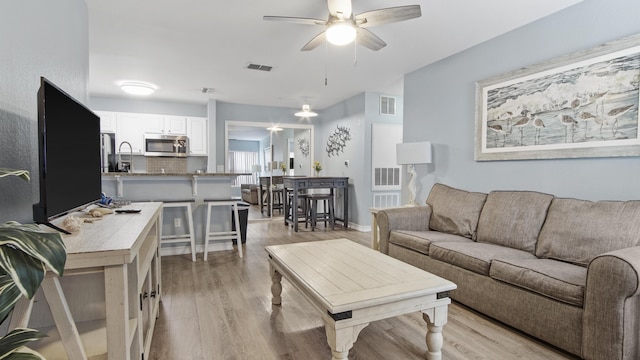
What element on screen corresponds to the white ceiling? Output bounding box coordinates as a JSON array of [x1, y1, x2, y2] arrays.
[[86, 0, 582, 111]]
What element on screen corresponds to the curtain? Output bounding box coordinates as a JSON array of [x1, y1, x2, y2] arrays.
[[228, 151, 259, 186]]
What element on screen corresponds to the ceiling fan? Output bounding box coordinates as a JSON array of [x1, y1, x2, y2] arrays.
[[264, 0, 421, 51]]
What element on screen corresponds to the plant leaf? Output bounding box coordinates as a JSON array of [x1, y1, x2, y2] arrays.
[[0, 222, 66, 277], [0, 271, 24, 324], [2, 350, 45, 360], [0, 328, 45, 359], [0, 248, 45, 299], [0, 169, 29, 182]]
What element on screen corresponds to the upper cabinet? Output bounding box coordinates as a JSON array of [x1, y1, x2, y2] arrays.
[[187, 117, 207, 156], [146, 115, 187, 135], [164, 116, 188, 134], [115, 113, 145, 154], [95, 110, 117, 133]]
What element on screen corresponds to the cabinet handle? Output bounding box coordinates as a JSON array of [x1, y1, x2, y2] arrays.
[[150, 290, 157, 298], [143, 291, 149, 299]]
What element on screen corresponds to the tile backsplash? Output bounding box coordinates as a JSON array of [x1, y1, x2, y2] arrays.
[[146, 157, 187, 173]]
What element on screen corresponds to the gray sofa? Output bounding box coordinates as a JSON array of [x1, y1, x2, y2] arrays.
[[241, 184, 258, 204], [377, 183, 640, 360]]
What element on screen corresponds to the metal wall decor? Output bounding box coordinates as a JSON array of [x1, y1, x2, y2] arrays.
[[326, 125, 352, 157], [297, 137, 310, 158]]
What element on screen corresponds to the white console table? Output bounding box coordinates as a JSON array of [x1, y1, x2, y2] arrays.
[[11, 202, 162, 360]]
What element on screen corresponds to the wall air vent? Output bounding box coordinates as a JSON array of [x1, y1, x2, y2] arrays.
[[380, 95, 396, 115], [247, 63, 273, 72]]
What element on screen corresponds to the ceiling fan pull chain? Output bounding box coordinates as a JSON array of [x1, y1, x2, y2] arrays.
[[353, 36, 358, 67], [325, 39, 329, 86]]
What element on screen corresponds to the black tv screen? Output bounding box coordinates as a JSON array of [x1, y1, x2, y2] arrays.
[[33, 77, 101, 227]]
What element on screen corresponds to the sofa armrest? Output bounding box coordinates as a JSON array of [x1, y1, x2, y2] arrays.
[[241, 184, 250, 190], [583, 246, 640, 360], [377, 206, 431, 254]]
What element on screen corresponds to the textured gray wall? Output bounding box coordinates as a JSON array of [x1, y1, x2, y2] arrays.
[[403, 0, 640, 202], [0, 1, 89, 223]]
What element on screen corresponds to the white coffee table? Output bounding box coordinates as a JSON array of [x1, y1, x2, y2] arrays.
[[265, 239, 457, 360]]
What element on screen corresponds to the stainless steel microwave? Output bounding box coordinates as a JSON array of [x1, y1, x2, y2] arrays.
[[144, 134, 188, 157]]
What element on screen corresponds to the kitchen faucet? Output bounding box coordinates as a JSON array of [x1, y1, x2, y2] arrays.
[[117, 141, 134, 173]]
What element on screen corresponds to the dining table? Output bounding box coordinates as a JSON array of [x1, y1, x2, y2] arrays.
[[282, 176, 349, 232]]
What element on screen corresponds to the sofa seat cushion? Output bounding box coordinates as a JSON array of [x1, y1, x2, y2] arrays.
[[426, 183, 487, 239], [476, 190, 553, 253], [490, 258, 586, 307], [429, 242, 537, 276], [389, 230, 473, 255], [536, 198, 640, 266]]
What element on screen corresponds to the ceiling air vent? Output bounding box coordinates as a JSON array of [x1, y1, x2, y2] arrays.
[[247, 63, 273, 72], [201, 87, 215, 94]]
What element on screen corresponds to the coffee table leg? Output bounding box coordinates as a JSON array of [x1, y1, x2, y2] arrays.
[[324, 322, 368, 360], [270, 264, 282, 305], [422, 305, 449, 360]]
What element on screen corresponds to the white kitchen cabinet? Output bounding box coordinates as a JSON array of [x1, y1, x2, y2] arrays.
[[96, 110, 117, 133], [187, 117, 208, 156], [145, 115, 187, 135], [116, 113, 145, 154], [163, 115, 188, 134]]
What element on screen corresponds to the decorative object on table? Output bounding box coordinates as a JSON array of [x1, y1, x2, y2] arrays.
[[313, 161, 322, 176], [0, 168, 67, 358], [475, 33, 640, 161], [396, 142, 432, 206], [279, 162, 287, 173], [326, 125, 352, 157]]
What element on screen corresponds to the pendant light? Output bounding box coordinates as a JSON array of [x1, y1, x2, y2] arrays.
[[295, 104, 318, 118]]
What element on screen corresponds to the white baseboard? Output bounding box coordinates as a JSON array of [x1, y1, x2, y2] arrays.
[[348, 223, 371, 232]]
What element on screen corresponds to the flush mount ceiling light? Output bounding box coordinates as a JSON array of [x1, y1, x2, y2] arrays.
[[120, 81, 156, 96], [295, 104, 318, 118], [326, 20, 356, 46]]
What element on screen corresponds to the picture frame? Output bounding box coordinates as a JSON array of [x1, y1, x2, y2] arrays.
[[475, 33, 640, 161]]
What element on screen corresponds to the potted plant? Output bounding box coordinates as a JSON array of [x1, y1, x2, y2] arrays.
[[0, 168, 67, 359], [313, 161, 322, 176]]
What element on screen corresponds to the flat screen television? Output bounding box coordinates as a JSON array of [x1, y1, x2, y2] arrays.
[[33, 77, 101, 233]]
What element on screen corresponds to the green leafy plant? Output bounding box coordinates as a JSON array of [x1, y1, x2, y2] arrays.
[[0, 168, 67, 359]]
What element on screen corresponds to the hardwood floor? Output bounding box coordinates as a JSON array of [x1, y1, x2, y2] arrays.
[[149, 218, 579, 360]]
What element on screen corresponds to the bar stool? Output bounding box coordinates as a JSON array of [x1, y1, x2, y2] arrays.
[[203, 199, 243, 259], [306, 193, 335, 231], [286, 191, 308, 228], [160, 200, 196, 262]]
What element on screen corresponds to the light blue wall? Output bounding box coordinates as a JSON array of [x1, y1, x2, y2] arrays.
[[0, 0, 89, 223], [315, 92, 402, 227], [89, 96, 207, 117], [404, 0, 640, 202]]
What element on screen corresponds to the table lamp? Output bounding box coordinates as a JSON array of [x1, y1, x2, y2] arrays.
[[396, 141, 432, 206]]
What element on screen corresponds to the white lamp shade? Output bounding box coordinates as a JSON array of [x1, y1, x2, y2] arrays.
[[396, 142, 432, 165]]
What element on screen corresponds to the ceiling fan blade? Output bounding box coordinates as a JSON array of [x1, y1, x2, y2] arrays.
[[355, 5, 421, 28], [357, 28, 386, 51], [301, 32, 327, 51], [327, 0, 352, 18], [263, 16, 326, 26]]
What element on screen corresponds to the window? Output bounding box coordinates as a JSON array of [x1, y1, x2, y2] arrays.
[[228, 151, 259, 186], [380, 95, 396, 115]]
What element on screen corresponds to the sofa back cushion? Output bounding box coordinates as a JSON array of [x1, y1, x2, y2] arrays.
[[476, 191, 554, 253], [426, 183, 487, 239], [536, 198, 640, 266]]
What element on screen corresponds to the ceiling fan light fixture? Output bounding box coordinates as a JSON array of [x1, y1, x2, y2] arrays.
[[326, 21, 356, 46], [120, 81, 156, 96], [295, 104, 318, 117]]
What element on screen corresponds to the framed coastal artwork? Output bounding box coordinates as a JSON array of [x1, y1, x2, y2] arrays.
[[475, 33, 640, 161]]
